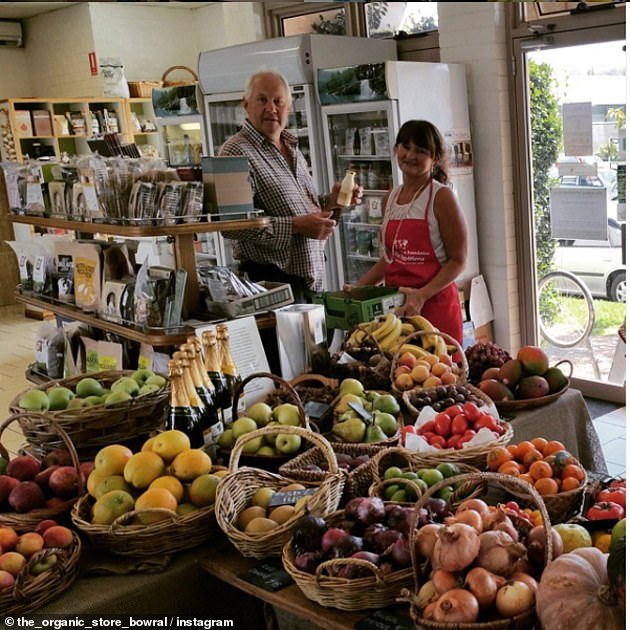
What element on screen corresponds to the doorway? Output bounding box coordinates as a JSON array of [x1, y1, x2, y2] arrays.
[[511, 19, 626, 402]]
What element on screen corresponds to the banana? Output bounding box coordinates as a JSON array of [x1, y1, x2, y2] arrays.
[[400, 322, 415, 336], [379, 317, 403, 351], [399, 343, 432, 360], [371, 313, 398, 341], [407, 314, 436, 333], [434, 335, 448, 357]]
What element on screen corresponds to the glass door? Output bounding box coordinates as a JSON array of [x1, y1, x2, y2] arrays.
[[514, 30, 626, 401], [321, 101, 397, 285]]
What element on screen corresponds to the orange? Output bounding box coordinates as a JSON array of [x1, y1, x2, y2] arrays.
[[534, 477, 559, 495], [507, 444, 519, 457], [498, 461, 521, 477], [562, 464, 585, 481], [487, 446, 514, 471], [514, 441, 536, 460], [561, 477, 581, 492], [542, 440, 566, 457], [529, 460, 553, 481], [519, 473, 534, 485], [522, 449, 544, 468], [531, 437, 548, 452]]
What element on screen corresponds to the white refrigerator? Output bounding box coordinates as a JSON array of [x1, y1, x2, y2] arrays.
[[317, 60, 480, 289], [197, 34, 397, 283]]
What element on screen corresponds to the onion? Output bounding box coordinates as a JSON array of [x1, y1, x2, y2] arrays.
[[433, 588, 480, 623], [464, 566, 506, 610], [477, 530, 527, 577], [433, 523, 480, 572], [527, 524, 563, 566], [456, 498, 489, 515], [511, 571, 538, 594], [432, 568, 460, 595], [495, 580, 535, 618], [416, 523, 442, 559], [415, 580, 437, 609], [447, 508, 483, 533], [481, 508, 518, 540], [422, 601, 437, 620]]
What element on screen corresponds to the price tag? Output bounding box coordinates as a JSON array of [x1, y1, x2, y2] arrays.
[[268, 487, 316, 508], [355, 607, 415, 630], [303, 400, 331, 422], [238, 560, 293, 592]]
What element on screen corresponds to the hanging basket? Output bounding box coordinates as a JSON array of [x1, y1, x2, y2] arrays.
[[161, 65, 198, 87]]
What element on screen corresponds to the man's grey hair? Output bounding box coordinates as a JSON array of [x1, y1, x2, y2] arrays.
[[243, 69, 292, 106]]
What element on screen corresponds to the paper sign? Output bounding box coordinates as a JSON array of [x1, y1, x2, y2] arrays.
[[550, 187, 607, 240], [238, 561, 293, 592], [562, 102, 593, 157], [469, 275, 494, 328], [356, 607, 416, 630]]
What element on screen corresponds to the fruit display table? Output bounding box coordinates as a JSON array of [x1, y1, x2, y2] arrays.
[[503, 388, 607, 473]]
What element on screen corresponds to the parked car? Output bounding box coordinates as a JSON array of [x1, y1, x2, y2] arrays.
[[554, 217, 626, 303]]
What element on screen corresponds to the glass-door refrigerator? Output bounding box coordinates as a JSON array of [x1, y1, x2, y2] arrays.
[[318, 61, 480, 289]]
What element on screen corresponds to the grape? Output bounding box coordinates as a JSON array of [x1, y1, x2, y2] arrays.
[[465, 342, 512, 384]]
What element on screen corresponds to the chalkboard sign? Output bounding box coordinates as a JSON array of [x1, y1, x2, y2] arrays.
[[268, 487, 316, 508], [238, 560, 293, 592], [355, 607, 415, 630]]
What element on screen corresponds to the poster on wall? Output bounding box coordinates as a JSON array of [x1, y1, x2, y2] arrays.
[[562, 102, 593, 157], [444, 129, 473, 175]]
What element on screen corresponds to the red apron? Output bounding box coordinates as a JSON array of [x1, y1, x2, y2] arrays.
[[383, 182, 463, 344]]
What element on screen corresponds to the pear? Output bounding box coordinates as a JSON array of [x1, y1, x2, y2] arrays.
[[332, 417, 366, 443], [365, 423, 388, 444]]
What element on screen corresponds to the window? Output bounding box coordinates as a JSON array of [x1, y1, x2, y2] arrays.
[[365, 2, 438, 38], [524, 2, 625, 21], [283, 7, 347, 36]]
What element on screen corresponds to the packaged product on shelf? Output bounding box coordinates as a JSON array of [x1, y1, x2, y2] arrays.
[[133, 259, 186, 328], [0, 162, 28, 211], [6, 240, 35, 291]]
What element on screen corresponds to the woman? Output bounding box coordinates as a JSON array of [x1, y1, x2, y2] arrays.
[[346, 120, 467, 343]]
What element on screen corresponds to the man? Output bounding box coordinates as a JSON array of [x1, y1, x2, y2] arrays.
[[219, 70, 362, 303]]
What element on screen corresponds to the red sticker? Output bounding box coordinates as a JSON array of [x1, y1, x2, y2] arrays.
[[88, 52, 97, 76]]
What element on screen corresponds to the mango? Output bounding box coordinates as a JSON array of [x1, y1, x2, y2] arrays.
[[481, 366, 501, 381], [479, 379, 515, 402], [544, 366, 568, 394], [516, 345, 549, 376], [497, 358, 523, 388], [516, 375, 550, 399]]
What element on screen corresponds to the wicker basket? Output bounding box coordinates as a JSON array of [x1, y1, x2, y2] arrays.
[[281, 509, 414, 611], [0, 531, 82, 615], [367, 447, 485, 507], [391, 330, 468, 397], [128, 80, 163, 98], [215, 425, 344, 559], [0, 414, 84, 533], [401, 471, 555, 630], [9, 370, 169, 459], [70, 465, 226, 557], [161, 65, 198, 86], [278, 442, 383, 505]]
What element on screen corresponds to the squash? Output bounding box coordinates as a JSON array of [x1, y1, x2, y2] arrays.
[[536, 547, 624, 630]]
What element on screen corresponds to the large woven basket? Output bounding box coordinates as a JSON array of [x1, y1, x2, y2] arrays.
[[278, 441, 383, 505], [128, 80, 163, 98], [70, 465, 226, 557], [215, 425, 344, 559], [367, 447, 485, 507], [391, 330, 468, 397], [9, 370, 169, 458], [0, 531, 82, 615], [401, 471, 555, 630], [0, 414, 84, 533], [281, 509, 414, 611]]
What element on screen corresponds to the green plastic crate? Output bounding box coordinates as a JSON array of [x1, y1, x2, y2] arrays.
[[313, 286, 404, 330]]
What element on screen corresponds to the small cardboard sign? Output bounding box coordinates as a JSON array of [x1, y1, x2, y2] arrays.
[[355, 607, 415, 630], [238, 560, 293, 592], [268, 488, 316, 508]]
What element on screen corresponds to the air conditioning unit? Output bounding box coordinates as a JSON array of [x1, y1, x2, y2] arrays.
[[0, 21, 23, 47]]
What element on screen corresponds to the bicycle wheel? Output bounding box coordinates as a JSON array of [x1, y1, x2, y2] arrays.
[[538, 270, 595, 348]]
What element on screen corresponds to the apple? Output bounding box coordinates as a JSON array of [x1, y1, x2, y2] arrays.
[[43, 525, 73, 549], [31, 553, 58, 575], [275, 433, 301, 455], [0, 475, 20, 502], [241, 436, 263, 454], [272, 403, 301, 426], [339, 378, 364, 397], [46, 386, 75, 411], [255, 445, 276, 457], [0, 552, 26, 576], [18, 389, 50, 412], [217, 429, 235, 450], [0, 569, 15, 589], [16, 532, 44, 557], [6, 455, 40, 481], [131, 368, 155, 385], [9, 481, 46, 512], [48, 466, 80, 499], [75, 377, 104, 398], [246, 402, 273, 427], [111, 377, 140, 397], [91, 489, 136, 525], [231, 416, 258, 440]]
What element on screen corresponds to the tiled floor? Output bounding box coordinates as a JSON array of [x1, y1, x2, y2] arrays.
[[0, 304, 626, 476]]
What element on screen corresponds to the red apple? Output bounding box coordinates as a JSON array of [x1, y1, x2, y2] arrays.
[[48, 466, 79, 499], [0, 476, 20, 503], [8, 481, 45, 513], [6, 455, 40, 481]]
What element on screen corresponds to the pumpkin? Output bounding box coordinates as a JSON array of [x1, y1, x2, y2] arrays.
[[536, 547, 624, 630]]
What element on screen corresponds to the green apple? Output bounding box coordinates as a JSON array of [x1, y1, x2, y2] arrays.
[[391, 489, 408, 503], [374, 411, 398, 437], [420, 468, 444, 487], [104, 390, 133, 406], [138, 384, 160, 397], [339, 378, 364, 397], [31, 553, 58, 575], [231, 416, 258, 440], [217, 428, 234, 450], [436, 463, 460, 479], [256, 445, 276, 457], [47, 386, 75, 411], [111, 377, 140, 397], [402, 471, 418, 480], [275, 433, 302, 455], [75, 377, 104, 398], [144, 374, 166, 389], [18, 389, 50, 412], [246, 402, 273, 427], [383, 466, 404, 481], [272, 403, 301, 427], [131, 368, 154, 385], [264, 422, 280, 446], [241, 436, 263, 454], [384, 484, 401, 500], [373, 394, 400, 416]]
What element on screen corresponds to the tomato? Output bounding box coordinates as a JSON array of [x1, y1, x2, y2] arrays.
[[429, 435, 447, 449], [444, 404, 463, 419], [422, 431, 437, 443], [434, 412, 452, 437], [586, 501, 625, 520], [446, 434, 461, 449], [597, 487, 626, 508], [418, 420, 436, 435], [494, 423, 506, 436], [474, 414, 498, 432], [451, 413, 469, 435], [458, 432, 475, 449], [462, 401, 481, 421], [609, 479, 626, 489]]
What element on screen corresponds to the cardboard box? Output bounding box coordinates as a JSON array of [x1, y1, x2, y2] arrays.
[[31, 110, 53, 136], [313, 286, 404, 330], [201, 156, 254, 218]]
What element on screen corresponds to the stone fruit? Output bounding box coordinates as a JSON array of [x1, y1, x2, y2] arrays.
[[75, 377, 104, 398], [275, 433, 301, 455], [46, 386, 75, 410], [237, 505, 267, 530], [188, 474, 219, 507], [544, 366, 568, 394], [48, 466, 80, 499], [273, 403, 301, 426], [268, 504, 295, 525], [134, 487, 178, 523], [479, 379, 515, 402], [0, 475, 20, 502], [246, 402, 273, 427], [481, 366, 501, 381], [516, 345, 549, 376], [91, 489, 135, 525], [244, 517, 278, 534], [6, 455, 40, 481], [8, 481, 45, 512], [149, 475, 185, 503], [231, 416, 258, 440], [123, 452, 165, 489], [0, 569, 15, 589], [94, 475, 132, 500], [15, 532, 44, 557], [111, 376, 140, 397], [151, 429, 191, 461], [0, 527, 18, 550], [18, 389, 50, 412], [42, 525, 74, 549], [169, 449, 212, 482], [141, 436, 157, 452], [94, 444, 133, 476], [516, 375, 550, 399], [338, 378, 364, 397], [552, 522, 592, 553], [104, 390, 133, 406], [0, 552, 26, 576], [251, 487, 274, 508], [497, 358, 523, 388], [33, 520, 57, 536]]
